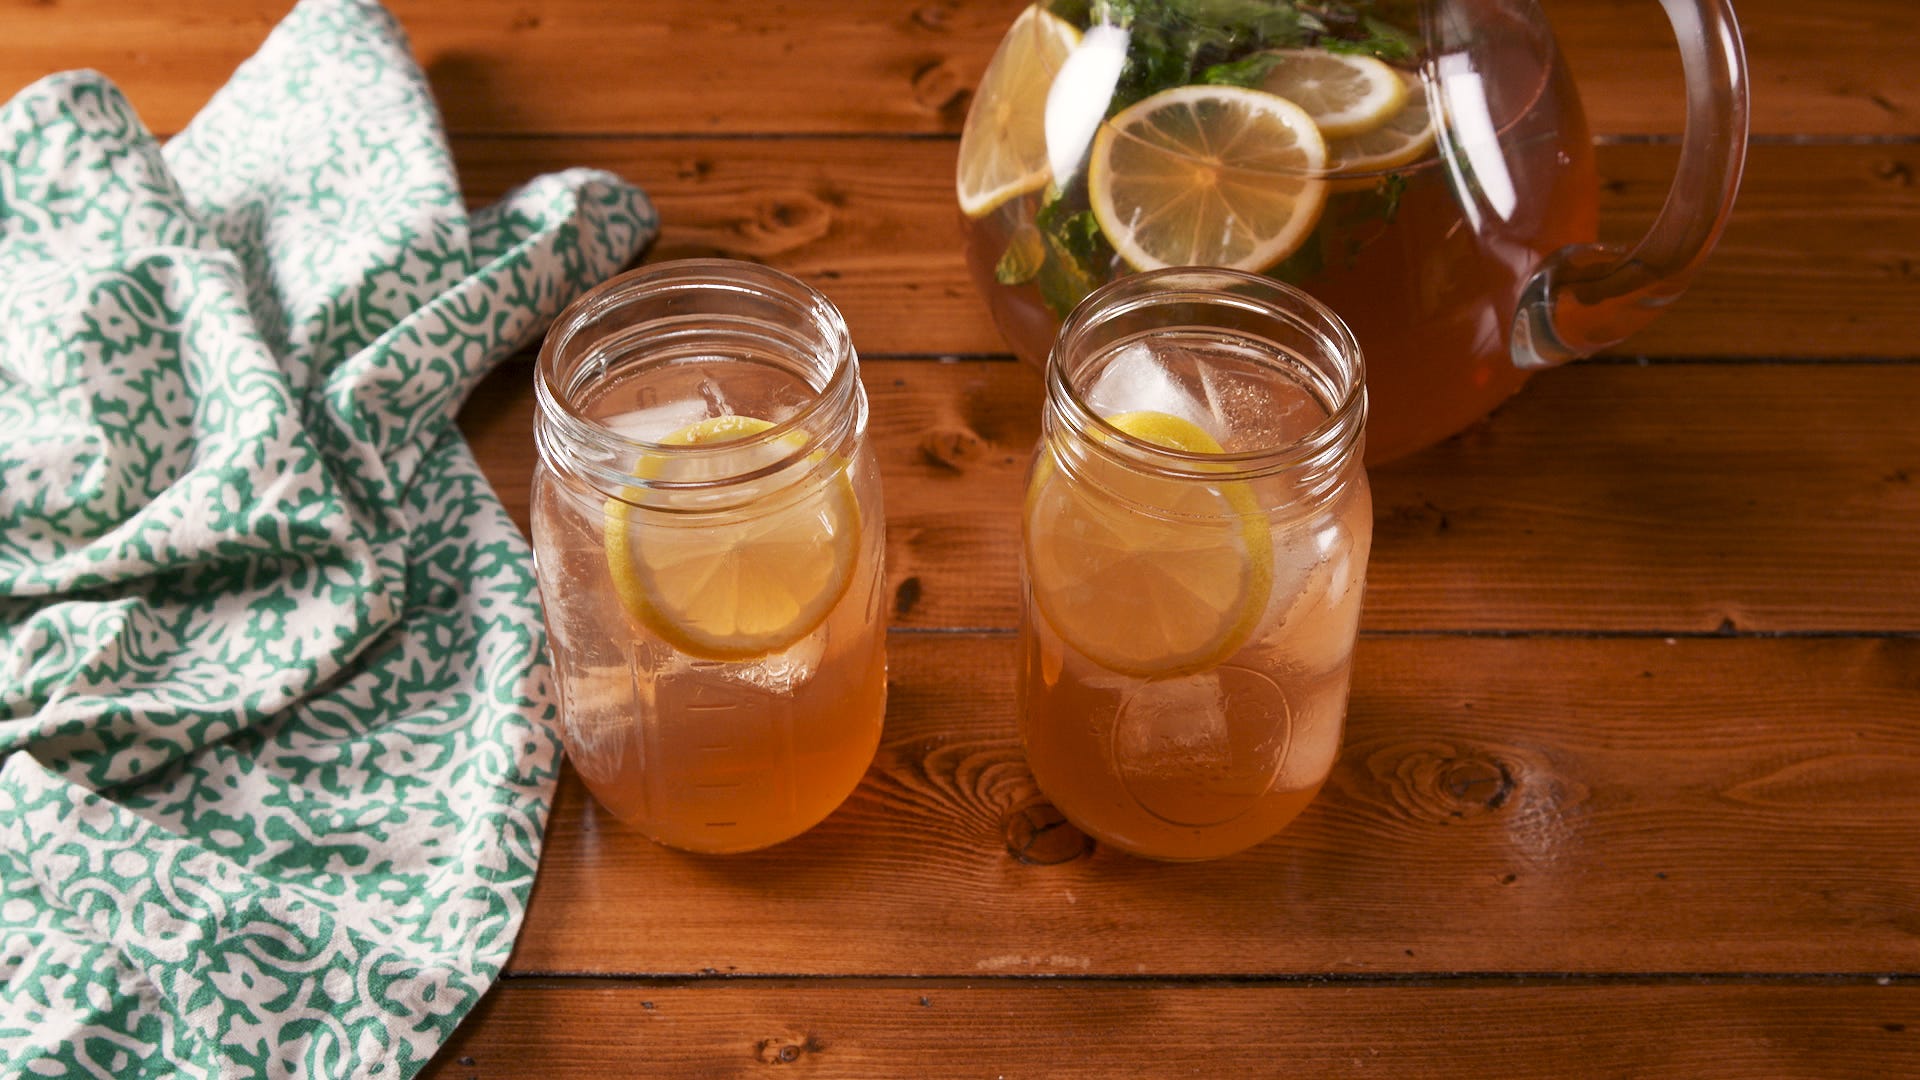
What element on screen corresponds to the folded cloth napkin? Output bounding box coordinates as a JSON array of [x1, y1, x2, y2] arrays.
[[0, 0, 655, 1074]]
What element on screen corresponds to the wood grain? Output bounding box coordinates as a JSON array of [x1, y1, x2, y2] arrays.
[[1364, 362, 1920, 633], [11, 0, 1914, 1067], [462, 360, 1920, 634], [1550, 0, 1920, 137], [424, 981, 1920, 1077], [3, 0, 1913, 137], [1594, 144, 1920, 359], [505, 634, 1920, 976], [448, 139, 1920, 359]]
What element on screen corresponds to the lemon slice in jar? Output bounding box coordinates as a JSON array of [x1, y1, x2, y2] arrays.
[[1025, 410, 1273, 677], [603, 416, 860, 661], [956, 4, 1082, 218], [1256, 49, 1410, 138], [1087, 85, 1329, 273]]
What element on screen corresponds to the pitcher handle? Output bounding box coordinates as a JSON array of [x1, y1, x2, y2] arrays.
[[1511, 0, 1749, 369]]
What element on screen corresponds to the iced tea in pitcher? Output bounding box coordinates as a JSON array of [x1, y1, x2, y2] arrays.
[[959, 0, 1599, 462]]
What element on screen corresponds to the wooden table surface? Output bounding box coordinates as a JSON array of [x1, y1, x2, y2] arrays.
[[11, 0, 1918, 1074]]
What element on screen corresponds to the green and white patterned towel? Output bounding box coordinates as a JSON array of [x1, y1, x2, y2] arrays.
[[0, 0, 655, 1074]]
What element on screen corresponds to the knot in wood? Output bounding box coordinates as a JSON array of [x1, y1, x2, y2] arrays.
[[1872, 158, 1914, 187], [1439, 756, 1515, 813], [739, 193, 833, 252], [910, 58, 968, 118], [754, 1033, 824, 1065], [1003, 797, 1093, 865], [892, 575, 923, 619], [1380, 744, 1518, 822], [919, 427, 982, 471], [911, 2, 954, 31]]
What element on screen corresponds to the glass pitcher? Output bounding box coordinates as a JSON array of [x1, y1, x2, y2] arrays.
[[956, 0, 1748, 463]]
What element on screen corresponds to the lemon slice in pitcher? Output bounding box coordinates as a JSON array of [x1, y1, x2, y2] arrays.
[[1088, 85, 1328, 273], [956, 4, 1082, 218], [1325, 73, 1437, 175], [604, 415, 860, 661], [1025, 411, 1273, 676], [1256, 49, 1409, 138]]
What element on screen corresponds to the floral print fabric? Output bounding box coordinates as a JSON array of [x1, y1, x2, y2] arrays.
[[0, 1, 655, 1074]]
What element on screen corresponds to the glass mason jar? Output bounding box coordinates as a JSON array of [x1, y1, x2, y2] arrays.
[[531, 260, 887, 854], [1018, 267, 1370, 861]]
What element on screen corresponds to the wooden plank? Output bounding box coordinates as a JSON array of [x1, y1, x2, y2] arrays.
[[1549, 0, 1920, 138], [504, 634, 1920, 976], [1364, 362, 1920, 633], [1596, 144, 1920, 359], [425, 982, 1920, 1077], [462, 360, 1920, 633], [4, 0, 1913, 137], [451, 135, 1005, 361], [449, 139, 1920, 360]]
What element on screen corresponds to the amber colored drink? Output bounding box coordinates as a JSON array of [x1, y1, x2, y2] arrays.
[[1021, 509, 1369, 859], [530, 262, 886, 854], [533, 439, 886, 852], [1019, 438, 1371, 860], [963, 52, 1599, 463], [1017, 277, 1372, 860]]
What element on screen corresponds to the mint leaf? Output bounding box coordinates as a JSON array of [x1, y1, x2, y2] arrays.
[[1056, 211, 1107, 260], [1033, 195, 1113, 318], [1202, 50, 1285, 87], [995, 223, 1048, 285], [1037, 239, 1103, 319], [1375, 170, 1408, 223], [1320, 15, 1416, 62]]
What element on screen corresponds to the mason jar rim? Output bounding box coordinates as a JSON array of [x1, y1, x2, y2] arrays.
[[1044, 266, 1367, 488], [534, 259, 862, 503]]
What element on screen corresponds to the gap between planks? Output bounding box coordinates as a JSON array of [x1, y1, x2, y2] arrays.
[[489, 972, 1917, 988]]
